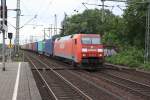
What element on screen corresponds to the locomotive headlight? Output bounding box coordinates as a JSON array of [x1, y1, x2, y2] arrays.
[[82, 48, 87, 52], [98, 49, 103, 52], [83, 54, 86, 57], [99, 54, 102, 57]]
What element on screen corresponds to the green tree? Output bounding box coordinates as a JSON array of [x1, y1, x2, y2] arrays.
[[60, 9, 125, 46], [123, 0, 148, 48]]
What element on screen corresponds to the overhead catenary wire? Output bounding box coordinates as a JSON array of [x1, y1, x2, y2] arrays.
[[20, 0, 53, 28], [20, 0, 54, 42]]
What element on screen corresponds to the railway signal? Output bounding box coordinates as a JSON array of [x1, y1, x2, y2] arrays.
[[8, 32, 13, 62], [0, 5, 7, 26], [8, 32, 13, 39], [8, 32, 13, 48]]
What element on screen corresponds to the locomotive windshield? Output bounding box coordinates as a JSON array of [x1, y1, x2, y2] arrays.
[[82, 37, 100, 44]]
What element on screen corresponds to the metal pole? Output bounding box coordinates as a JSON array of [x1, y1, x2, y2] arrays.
[[54, 14, 57, 35], [50, 24, 52, 38], [44, 29, 46, 40], [145, 1, 150, 63], [10, 39, 12, 62], [15, 0, 20, 55], [145, 6, 148, 63], [2, 29, 5, 71], [1, 0, 6, 71], [148, 1, 150, 62], [101, 0, 105, 22], [10, 47, 11, 61], [48, 25, 50, 37]]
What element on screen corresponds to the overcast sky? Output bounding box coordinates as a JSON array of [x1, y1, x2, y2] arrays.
[[2, 0, 126, 44]]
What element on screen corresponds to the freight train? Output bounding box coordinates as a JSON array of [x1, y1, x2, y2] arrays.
[[22, 33, 104, 70]]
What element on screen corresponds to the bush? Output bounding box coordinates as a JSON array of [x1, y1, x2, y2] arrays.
[[141, 63, 150, 70], [106, 47, 144, 68]]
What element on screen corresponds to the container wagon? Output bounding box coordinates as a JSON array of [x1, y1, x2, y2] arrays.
[[38, 41, 45, 54], [44, 39, 54, 56], [32, 42, 38, 52]]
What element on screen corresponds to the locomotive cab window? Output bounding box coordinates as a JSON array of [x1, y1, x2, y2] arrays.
[[92, 38, 101, 44], [82, 37, 91, 44], [82, 37, 100, 44]]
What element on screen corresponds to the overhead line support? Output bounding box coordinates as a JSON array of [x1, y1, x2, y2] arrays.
[[15, 0, 21, 55], [1, 0, 7, 71], [145, 1, 150, 63]]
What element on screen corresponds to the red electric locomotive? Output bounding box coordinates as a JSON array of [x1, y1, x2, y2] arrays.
[[54, 33, 104, 69]]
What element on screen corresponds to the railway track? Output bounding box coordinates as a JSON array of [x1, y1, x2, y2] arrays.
[[100, 69, 150, 86], [42, 56, 150, 100], [93, 72, 150, 100], [53, 69, 150, 100], [102, 72, 150, 96], [26, 55, 92, 100], [25, 51, 150, 100], [25, 52, 122, 100], [105, 63, 150, 79], [57, 70, 150, 100]]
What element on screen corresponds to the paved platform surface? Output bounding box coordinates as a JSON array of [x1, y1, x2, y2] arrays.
[[0, 62, 42, 100]]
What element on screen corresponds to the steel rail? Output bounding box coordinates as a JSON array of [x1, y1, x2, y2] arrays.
[[66, 70, 123, 100], [102, 72, 150, 95], [33, 56, 93, 100], [26, 56, 58, 100], [104, 72, 150, 88], [26, 53, 93, 100], [41, 54, 150, 99], [34, 53, 123, 100], [95, 72, 150, 98], [105, 63, 150, 78]]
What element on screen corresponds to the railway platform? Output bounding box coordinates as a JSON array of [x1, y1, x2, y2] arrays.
[[0, 62, 42, 100]]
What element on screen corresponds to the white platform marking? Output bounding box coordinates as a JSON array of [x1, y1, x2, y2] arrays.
[[12, 62, 21, 100]]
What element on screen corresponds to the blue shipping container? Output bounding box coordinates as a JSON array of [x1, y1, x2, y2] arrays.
[[44, 39, 54, 56]]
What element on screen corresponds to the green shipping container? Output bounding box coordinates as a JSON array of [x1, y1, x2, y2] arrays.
[[38, 41, 45, 54]]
